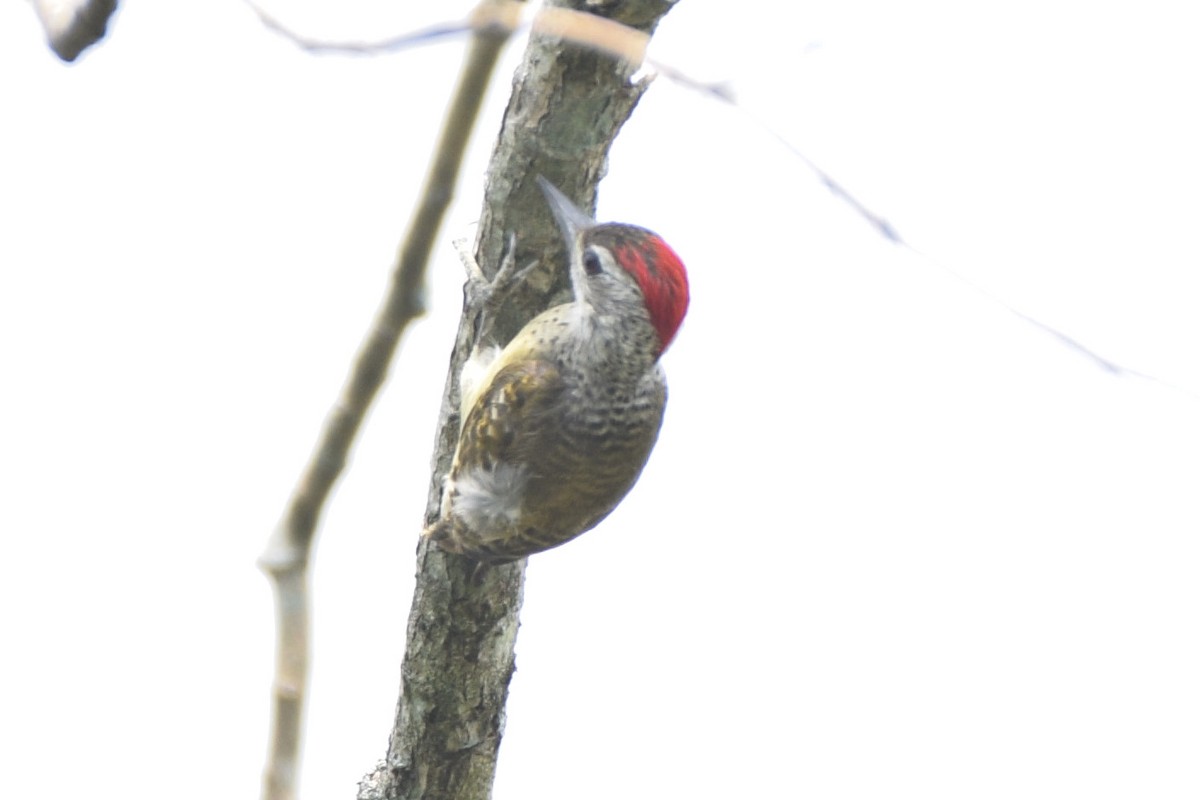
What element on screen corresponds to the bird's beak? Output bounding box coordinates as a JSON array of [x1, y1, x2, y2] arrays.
[[536, 176, 595, 249]]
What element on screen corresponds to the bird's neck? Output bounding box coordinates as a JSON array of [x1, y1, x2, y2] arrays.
[[561, 300, 659, 383]]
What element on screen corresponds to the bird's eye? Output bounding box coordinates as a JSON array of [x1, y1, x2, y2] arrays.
[[583, 250, 603, 276]]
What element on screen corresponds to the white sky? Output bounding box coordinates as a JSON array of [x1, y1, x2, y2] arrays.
[[2, 2, 1198, 798]]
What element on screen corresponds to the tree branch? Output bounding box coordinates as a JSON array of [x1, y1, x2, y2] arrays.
[[358, 2, 679, 799], [258, 9, 518, 800], [32, 0, 118, 61]]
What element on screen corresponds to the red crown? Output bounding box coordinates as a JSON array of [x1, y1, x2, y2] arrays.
[[592, 224, 689, 355]]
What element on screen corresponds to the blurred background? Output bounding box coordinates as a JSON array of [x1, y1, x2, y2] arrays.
[[2, 1, 1198, 798]]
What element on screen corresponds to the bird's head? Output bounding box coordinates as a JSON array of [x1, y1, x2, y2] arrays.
[[537, 176, 689, 356]]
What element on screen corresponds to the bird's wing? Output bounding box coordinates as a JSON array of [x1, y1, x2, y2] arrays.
[[453, 357, 567, 477]]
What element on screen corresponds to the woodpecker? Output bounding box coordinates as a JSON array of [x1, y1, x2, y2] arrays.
[[425, 177, 689, 563]]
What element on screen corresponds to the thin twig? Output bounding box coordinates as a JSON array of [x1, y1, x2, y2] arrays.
[[243, 0, 649, 66], [242, 0, 511, 55], [662, 64, 1193, 393], [257, 7, 517, 800]]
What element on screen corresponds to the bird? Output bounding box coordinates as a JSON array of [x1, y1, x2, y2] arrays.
[[424, 176, 689, 563]]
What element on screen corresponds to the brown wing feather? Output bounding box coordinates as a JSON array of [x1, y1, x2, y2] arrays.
[[429, 358, 568, 560], [454, 358, 566, 474]]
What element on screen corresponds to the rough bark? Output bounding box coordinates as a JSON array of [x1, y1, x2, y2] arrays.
[[260, 16, 519, 800], [358, 2, 679, 799]]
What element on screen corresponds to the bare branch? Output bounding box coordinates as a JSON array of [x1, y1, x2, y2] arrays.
[[698, 78, 1188, 389], [32, 0, 118, 61], [257, 9, 518, 800], [243, 0, 649, 67]]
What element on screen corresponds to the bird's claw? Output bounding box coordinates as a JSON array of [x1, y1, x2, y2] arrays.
[[454, 237, 491, 311], [457, 233, 538, 320]]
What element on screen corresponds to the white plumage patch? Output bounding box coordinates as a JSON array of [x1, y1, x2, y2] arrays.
[[458, 343, 502, 425], [451, 462, 528, 532]]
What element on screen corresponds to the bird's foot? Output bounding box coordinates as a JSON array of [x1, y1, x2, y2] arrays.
[[455, 234, 538, 323]]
